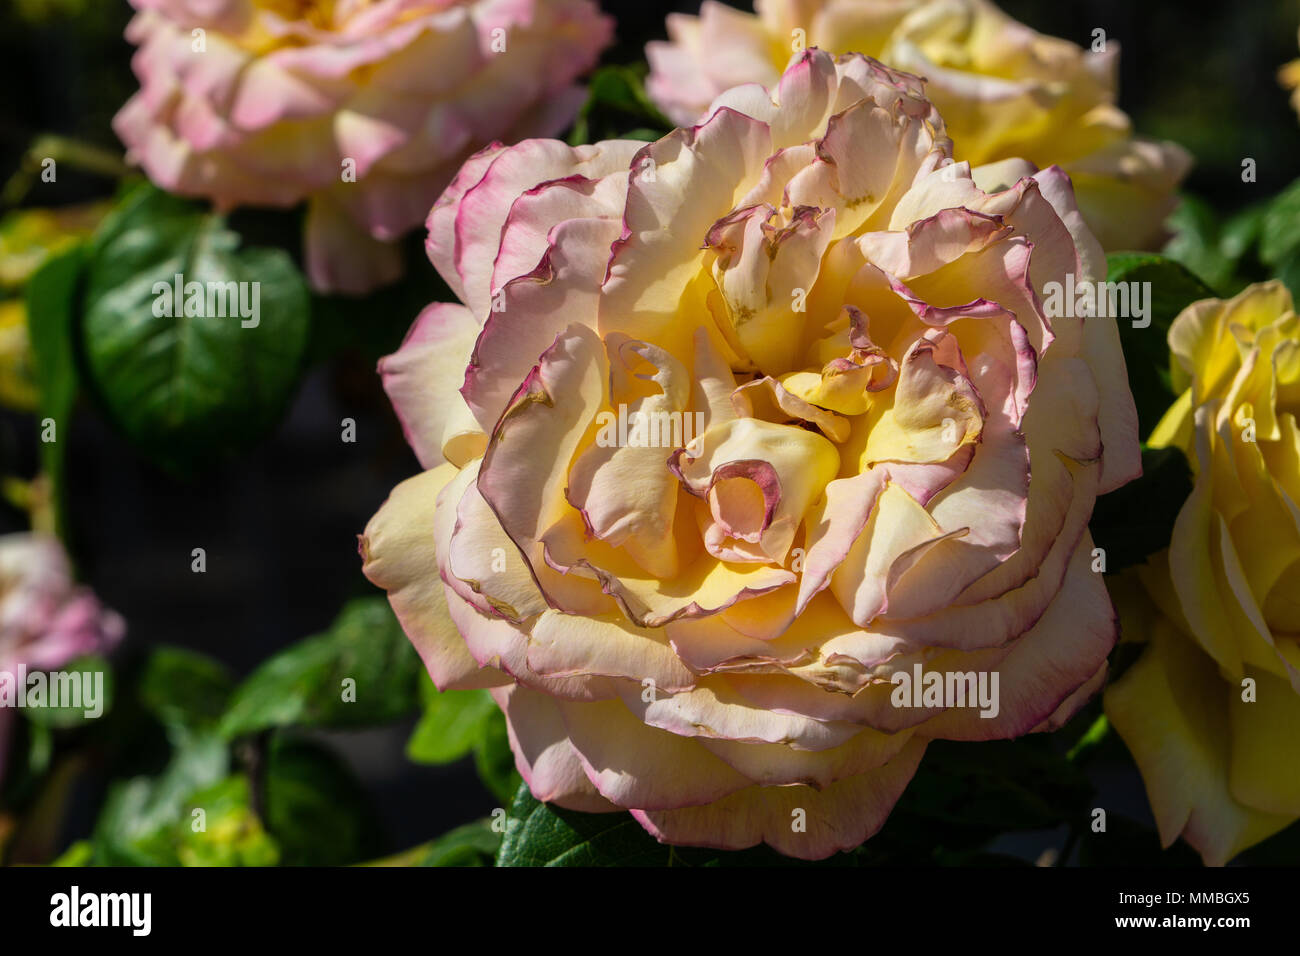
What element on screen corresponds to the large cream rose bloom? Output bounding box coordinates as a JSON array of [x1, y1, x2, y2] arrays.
[[362, 50, 1140, 858]]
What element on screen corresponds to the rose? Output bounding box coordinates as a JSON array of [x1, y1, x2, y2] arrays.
[[0, 204, 112, 412], [647, 0, 916, 125], [0, 533, 125, 784], [0, 534, 123, 673], [1105, 281, 1300, 866], [0, 204, 110, 290], [113, 0, 611, 294], [361, 49, 1141, 858], [0, 301, 38, 412], [646, 0, 1190, 252], [1281, 29, 1300, 117]]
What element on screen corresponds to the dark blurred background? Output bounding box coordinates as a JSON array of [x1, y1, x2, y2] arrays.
[[1, 0, 1297, 858]]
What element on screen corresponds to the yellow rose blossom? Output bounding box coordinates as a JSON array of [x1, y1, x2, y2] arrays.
[[0, 203, 110, 413], [646, 0, 1191, 251], [1280, 28, 1300, 116], [1105, 280, 1300, 866], [0, 301, 39, 412], [0, 203, 108, 289]]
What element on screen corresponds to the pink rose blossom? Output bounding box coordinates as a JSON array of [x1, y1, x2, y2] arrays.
[[114, 0, 612, 293], [0, 534, 125, 785]]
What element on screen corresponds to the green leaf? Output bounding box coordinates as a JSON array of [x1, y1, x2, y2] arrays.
[[1218, 203, 1267, 264], [618, 128, 666, 142], [496, 783, 680, 867], [1088, 445, 1193, 573], [219, 597, 422, 738], [0, 717, 52, 807], [1271, 247, 1300, 309], [1259, 177, 1300, 269], [568, 65, 672, 147], [472, 708, 521, 806], [94, 767, 280, 867], [418, 819, 502, 867], [138, 646, 234, 733], [91, 727, 229, 865], [889, 738, 1092, 836], [496, 738, 1094, 866], [174, 775, 280, 867], [1163, 195, 1271, 299], [405, 682, 497, 765], [496, 784, 872, 867], [22, 654, 112, 728], [24, 244, 86, 537], [261, 734, 383, 866], [50, 840, 94, 866], [405, 676, 520, 803], [80, 183, 309, 474], [1255, 180, 1300, 304], [1162, 196, 1234, 293], [1066, 714, 1111, 763], [1104, 253, 1217, 439]]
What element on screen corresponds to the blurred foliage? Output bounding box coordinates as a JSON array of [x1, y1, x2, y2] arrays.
[[137, 647, 234, 734], [220, 597, 422, 738], [5, 601, 412, 866], [261, 735, 383, 866], [497, 736, 1090, 867], [999, 0, 1300, 209], [1076, 812, 1202, 867], [23, 243, 82, 534], [78, 184, 310, 475], [407, 685, 499, 766], [1089, 447, 1192, 575], [11, 0, 96, 26], [416, 819, 502, 867], [0, 203, 107, 290], [568, 64, 673, 146], [20, 654, 113, 730], [0, 299, 39, 412], [1164, 177, 1300, 307], [1083, 254, 1203, 575], [1164, 196, 1268, 296], [407, 679, 521, 806], [1102, 252, 1217, 436]]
